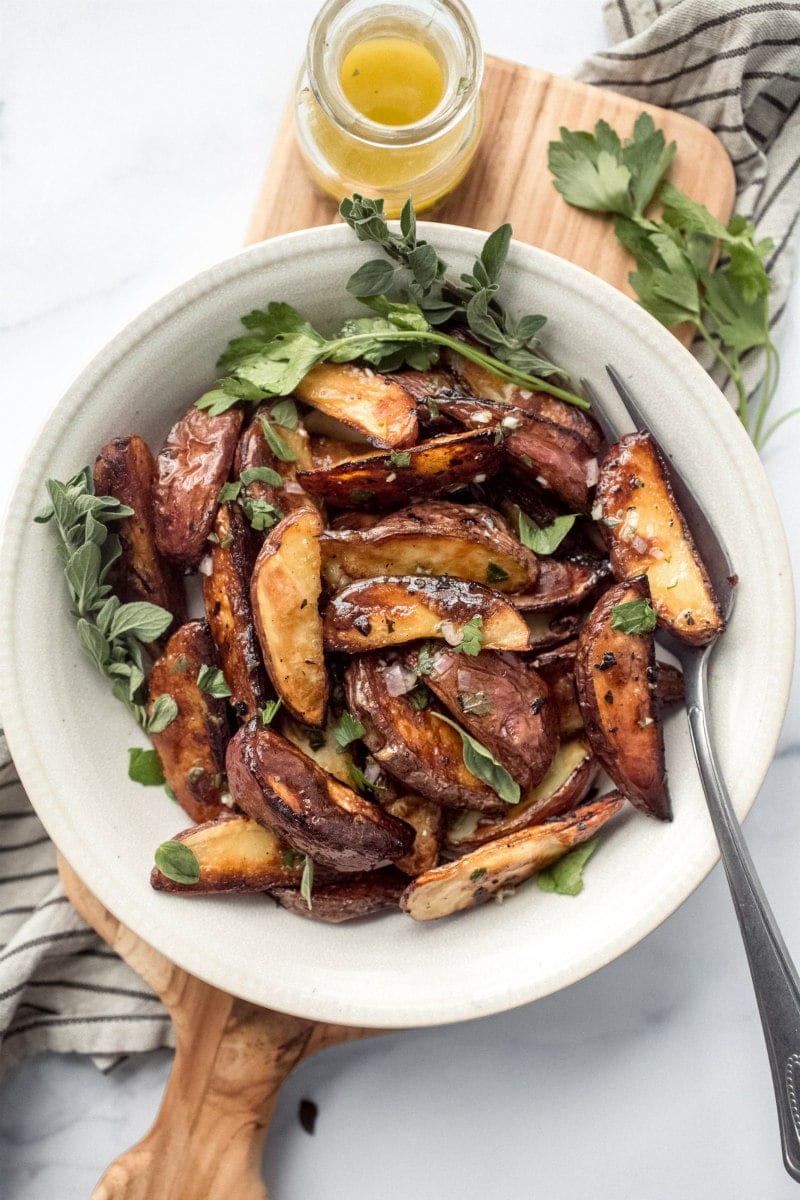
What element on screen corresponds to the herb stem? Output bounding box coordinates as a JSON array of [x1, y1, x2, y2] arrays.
[[695, 321, 749, 431]]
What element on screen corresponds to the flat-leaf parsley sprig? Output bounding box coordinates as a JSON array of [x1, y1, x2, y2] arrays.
[[548, 113, 789, 449], [36, 469, 174, 729]]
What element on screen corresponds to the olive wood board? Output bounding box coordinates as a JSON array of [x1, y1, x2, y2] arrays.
[[59, 54, 736, 1200]]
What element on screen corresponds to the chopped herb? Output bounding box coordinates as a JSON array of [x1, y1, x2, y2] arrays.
[[260, 698, 282, 725], [485, 562, 510, 584], [240, 465, 283, 487], [154, 840, 200, 885], [537, 837, 599, 896], [239, 495, 283, 532], [196, 665, 233, 698], [454, 615, 484, 656], [389, 449, 411, 467], [610, 598, 658, 634], [408, 682, 432, 710], [335, 711, 366, 748], [128, 748, 165, 787], [146, 694, 179, 734], [432, 713, 520, 804], [171, 655, 189, 674], [218, 480, 242, 503], [347, 762, 373, 793], [470, 867, 487, 882], [259, 414, 297, 462], [458, 691, 493, 716], [518, 512, 577, 555], [426, 397, 440, 420], [415, 645, 437, 677], [281, 849, 306, 869], [300, 855, 314, 909]]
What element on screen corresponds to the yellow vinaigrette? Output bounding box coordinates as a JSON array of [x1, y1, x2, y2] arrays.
[[340, 37, 445, 126]]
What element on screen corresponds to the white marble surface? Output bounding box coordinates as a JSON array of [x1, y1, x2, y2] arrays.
[[1, 1, 799, 1197]]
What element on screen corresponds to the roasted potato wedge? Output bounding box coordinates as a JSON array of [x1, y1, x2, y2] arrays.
[[227, 721, 414, 871], [280, 713, 354, 785], [382, 796, 443, 875], [321, 501, 538, 593], [419, 647, 558, 790], [595, 432, 724, 645], [296, 429, 502, 510], [94, 436, 186, 637], [575, 578, 670, 820], [536, 655, 584, 737], [345, 654, 509, 813], [401, 793, 623, 920], [150, 814, 304, 894], [272, 869, 407, 923], [445, 737, 599, 853], [250, 507, 328, 726], [509, 553, 611, 612], [324, 576, 531, 653], [234, 403, 317, 514], [153, 405, 243, 569], [310, 436, 370, 469], [202, 502, 269, 720], [293, 362, 418, 448], [524, 609, 586, 650], [148, 620, 229, 825]]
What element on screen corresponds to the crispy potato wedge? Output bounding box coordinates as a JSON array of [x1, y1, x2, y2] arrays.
[[293, 362, 418, 448], [153, 405, 243, 569], [445, 737, 600, 853], [536, 656, 584, 737], [250, 507, 328, 726], [296, 429, 502, 510], [226, 721, 414, 871], [509, 553, 612, 612], [524, 609, 586, 650], [234, 403, 317, 514], [272, 869, 407, 922], [321, 501, 538, 593], [94, 436, 187, 638], [279, 713, 354, 785], [596, 432, 724, 645], [309, 436, 371, 469], [148, 620, 229, 824], [345, 654, 508, 813], [401, 794, 623, 920], [444, 345, 603, 451], [202, 502, 269, 720], [382, 796, 443, 875], [575, 578, 670, 820], [324, 576, 531, 654], [150, 814, 304, 894], [419, 648, 558, 790], [393, 368, 458, 403]]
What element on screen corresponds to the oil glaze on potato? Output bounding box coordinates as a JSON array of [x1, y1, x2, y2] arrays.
[[94, 435, 186, 637], [596, 431, 724, 645], [401, 794, 623, 920], [324, 576, 530, 654], [234, 404, 317, 514], [382, 796, 443, 875], [296, 429, 502, 510], [321, 501, 538, 593], [420, 648, 558, 790], [153, 405, 243, 569], [345, 654, 509, 813], [250, 507, 328, 727], [150, 815, 304, 894], [203, 502, 268, 720], [272, 870, 407, 923], [293, 362, 418, 448], [226, 721, 414, 872], [509, 553, 611, 612], [574, 578, 670, 820], [279, 714, 356, 786], [147, 620, 229, 825]]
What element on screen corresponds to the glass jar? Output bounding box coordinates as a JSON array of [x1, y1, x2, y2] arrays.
[[294, 0, 483, 217]]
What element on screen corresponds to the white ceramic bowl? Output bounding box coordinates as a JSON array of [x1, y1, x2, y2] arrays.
[[0, 225, 793, 1028]]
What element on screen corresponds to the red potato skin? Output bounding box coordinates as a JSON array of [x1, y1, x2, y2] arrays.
[[509, 553, 612, 612], [574, 578, 670, 820], [271, 870, 407, 923], [419, 648, 559, 790], [226, 721, 415, 872], [153, 406, 243, 569]]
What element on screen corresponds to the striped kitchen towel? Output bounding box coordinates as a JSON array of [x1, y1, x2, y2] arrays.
[[1, 0, 799, 1077]]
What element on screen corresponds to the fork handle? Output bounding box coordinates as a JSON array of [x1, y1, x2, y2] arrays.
[[687, 660, 800, 1182]]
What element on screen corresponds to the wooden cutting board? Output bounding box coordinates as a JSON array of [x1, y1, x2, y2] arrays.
[[63, 56, 735, 1200]]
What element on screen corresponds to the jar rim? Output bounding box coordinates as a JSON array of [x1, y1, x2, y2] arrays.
[[306, 0, 484, 149]]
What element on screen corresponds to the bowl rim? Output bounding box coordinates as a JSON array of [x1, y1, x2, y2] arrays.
[[0, 221, 794, 1027]]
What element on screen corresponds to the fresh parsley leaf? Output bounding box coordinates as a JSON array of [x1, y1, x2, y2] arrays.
[[347, 762, 373, 793], [218, 480, 242, 503], [146, 694, 179, 733], [335, 711, 366, 748], [269, 398, 299, 429], [154, 840, 200, 885], [239, 496, 283, 532], [518, 512, 577, 556], [260, 698, 282, 725], [537, 837, 599, 896], [610, 598, 658, 634], [388, 449, 411, 467], [128, 748, 165, 786], [259, 416, 297, 462], [485, 562, 510, 584], [196, 665, 233, 698], [240, 466, 283, 487], [432, 713, 520, 804], [453, 615, 484, 656], [300, 855, 314, 910]]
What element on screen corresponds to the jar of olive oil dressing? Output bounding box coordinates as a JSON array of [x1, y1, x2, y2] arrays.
[[294, 0, 483, 215]]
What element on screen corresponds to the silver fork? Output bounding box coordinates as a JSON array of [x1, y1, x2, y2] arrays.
[[582, 366, 800, 1183]]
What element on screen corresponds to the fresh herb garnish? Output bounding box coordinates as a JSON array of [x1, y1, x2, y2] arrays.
[[408, 682, 432, 711], [548, 113, 788, 448], [485, 562, 510, 584], [281, 848, 306, 869], [300, 855, 314, 910], [518, 512, 577, 556], [347, 761, 373, 793], [537, 837, 599, 896], [147, 694, 179, 733], [269, 398, 299, 429], [196, 665, 233, 699], [431, 713, 520, 804], [36, 470, 173, 728], [154, 840, 200, 885], [388, 449, 411, 467], [260, 698, 282, 725], [458, 691, 493, 716], [453, 615, 484, 656], [128, 748, 165, 786], [334, 711, 366, 748], [414, 645, 437, 677], [240, 466, 283, 488], [470, 867, 488, 882], [217, 475, 284, 531], [610, 598, 658, 634], [260, 413, 297, 462], [239, 496, 283, 532]]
